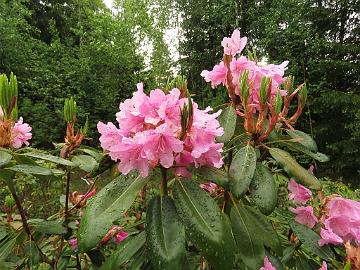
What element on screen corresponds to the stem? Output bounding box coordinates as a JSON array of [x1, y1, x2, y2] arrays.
[[160, 167, 168, 196], [7, 180, 53, 266], [64, 170, 71, 224]]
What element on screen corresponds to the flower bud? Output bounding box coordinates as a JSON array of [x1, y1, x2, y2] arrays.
[[63, 97, 77, 124], [239, 70, 250, 105], [274, 89, 283, 114], [0, 73, 18, 120], [259, 77, 270, 104], [299, 83, 308, 108], [4, 195, 15, 208], [284, 76, 294, 94]]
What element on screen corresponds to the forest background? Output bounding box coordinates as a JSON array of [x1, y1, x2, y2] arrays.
[[0, 0, 359, 184]]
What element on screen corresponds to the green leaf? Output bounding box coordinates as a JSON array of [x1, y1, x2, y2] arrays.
[[0, 237, 16, 260], [229, 144, 257, 197], [28, 219, 67, 235], [72, 155, 98, 172], [0, 151, 12, 167], [249, 163, 278, 215], [8, 164, 53, 175], [269, 148, 321, 190], [289, 221, 334, 260], [217, 107, 237, 143], [196, 166, 229, 188], [21, 152, 74, 166], [244, 206, 282, 255], [343, 260, 351, 270], [146, 195, 186, 270], [78, 173, 148, 251], [281, 141, 329, 163], [286, 130, 318, 152], [230, 203, 265, 270], [100, 232, 146, 270], [173, 179, 236, 270], [78, 147, 104, 161]]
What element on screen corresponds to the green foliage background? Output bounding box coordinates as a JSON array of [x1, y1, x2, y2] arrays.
[[176, 0, 360, 182], [0, 0, 359, 181]]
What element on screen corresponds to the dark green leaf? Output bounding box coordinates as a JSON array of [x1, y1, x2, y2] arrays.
[[21, 152, 73, 166], [286, 130, 317, 152], [269, 148, 321, 190], [100, 232, 146, 270], [7, 164, 53, 175], [282, 141, 329, 163], [0, 237, 16, 260], [249, 163, 278, 215], [78, 173, 148, 251], [72, 155, 98, 172], [29, 219, 67, 235], [197, 166, 229, 188], [229, 144, 257, 197], [173, 179, 236, 270], [244, 206, 282, 255], [289, 221, 334, 260], [146, 195, 185, 270], [230, 203, 265, 270], [217, 106, 237, 143], [0, 151, 12, 167]]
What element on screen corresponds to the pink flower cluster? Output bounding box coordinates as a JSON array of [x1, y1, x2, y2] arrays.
[[11, 117, 32, 148], [201, 29, 288, 109], [288, 168, 318, 229], [0, 106, 32, 149], [319, 197, 360, 246], [260, 256, 327, 270], [287, 177, 360, 248], [98, 83, 224, 177]]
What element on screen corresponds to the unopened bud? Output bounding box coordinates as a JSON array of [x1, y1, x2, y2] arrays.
[[259, 77, 270, 104], [4, 195, 15, 208], [284, 76, 294, 94], [299, 83, 308, 108], [64, 97, 77, 123], [274, 90, 283, 114]]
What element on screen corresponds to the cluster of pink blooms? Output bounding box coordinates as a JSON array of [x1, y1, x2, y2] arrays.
[[287, 176, 360, 248], [0, 106, 32, 149], [201, 29, 288, 110], [260, 256, 328, 270], [98, 83, 224, 177]]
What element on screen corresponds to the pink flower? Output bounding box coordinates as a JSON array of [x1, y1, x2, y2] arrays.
[[260, 256, 276, 270], [68, 238, 78, 251], [318, 261, 327, 270], [221, 29, 247, 56], [98, 83, 224, 177], [201, 62, 227, 89], [200, 182, 218, 193], [290, 206, 318, 228], [288, 179, 312, 205], [114, 231, 129, 244], [11, 117, 32, 148], [318, 197, 360, 246], [318, 228, 343, 246]]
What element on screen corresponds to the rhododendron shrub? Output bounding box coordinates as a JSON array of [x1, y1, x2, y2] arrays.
[[1, 32, 359, 270]]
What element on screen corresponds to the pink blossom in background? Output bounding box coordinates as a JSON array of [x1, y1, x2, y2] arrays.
[[318, 197, 360, 246], [11, 117, 32, 148], [200, 182, 218, 194], [288, 179, 312, 205], [290, 206, 318, 228], [260, 256, 276, 270], [98, 84, 224, 177], [68, 238, 78, 251], [221, 29, 247, 56], [114, 231, 129, 244], [318, 261, 327, 270]]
